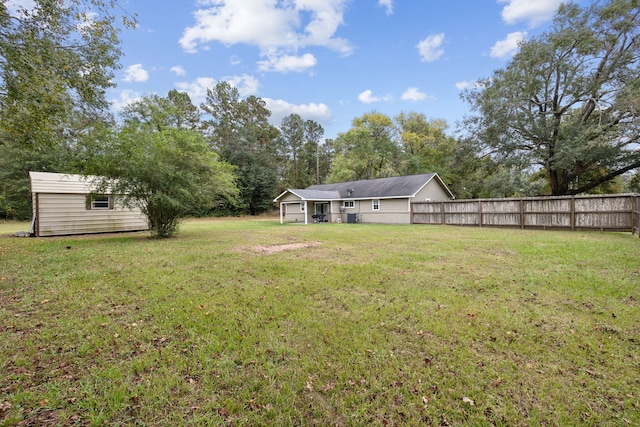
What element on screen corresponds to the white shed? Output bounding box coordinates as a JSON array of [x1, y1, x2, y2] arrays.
[[29, 171, 149, 237]]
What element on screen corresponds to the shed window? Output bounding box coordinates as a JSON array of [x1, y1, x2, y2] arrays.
[[87, 195, 113, 210], [343, 201, 354, 208], [372, 199, 380, 211]]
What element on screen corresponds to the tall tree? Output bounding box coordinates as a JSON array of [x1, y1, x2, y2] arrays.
[[279, 114, 305, 187], [279, 114, 326, 188], [396, 113, 457, 178], [463, 0, 640, 196], [328, 112, 401, 182], [0, 0, 134, 218], [202, 82, 280, 215], [90, 93, 237, 238], [302, 119, 327, 185]]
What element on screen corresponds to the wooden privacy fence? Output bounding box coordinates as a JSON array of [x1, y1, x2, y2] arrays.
[[412, 194, 640, 237]]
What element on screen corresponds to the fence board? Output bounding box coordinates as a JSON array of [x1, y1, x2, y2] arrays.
[[412, 194, 640, 235]]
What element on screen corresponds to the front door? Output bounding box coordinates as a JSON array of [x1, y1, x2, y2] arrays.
[[314, 203, 329, 222]]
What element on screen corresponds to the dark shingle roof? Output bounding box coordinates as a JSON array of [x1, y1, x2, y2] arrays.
[[287, 189, 341, 200], [306, 173, 439, 199]]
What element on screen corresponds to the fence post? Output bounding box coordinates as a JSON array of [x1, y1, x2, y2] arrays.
[[520, 199, 524, 229], [570, 196, 576, 231], [410, 202, 414, 224], [441, 201, 445, 225], [635, 195, 640, 238]]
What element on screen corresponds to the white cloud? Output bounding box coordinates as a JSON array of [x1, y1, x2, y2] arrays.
[[123, 64, 149, 83], [110, 89, 143, 112], [174, 74, 260, 105], [417, 33, 445, 62], [455, 80, 472, 90], [490, 31, 527, 58], [358, 89, 392, 104], [498, 0, 566, 27], [401, 87, 429, 101], [264, 98, 332, 127], [379, 0, 393, 15], [179, 0, 352, 72], [170, 65, 186, 76], [455, 80, 486, 91], [224, 74, 260, 97], [358, 90, 379, 104], [174, 77, 218, 105], [257, 53, 317, 73]]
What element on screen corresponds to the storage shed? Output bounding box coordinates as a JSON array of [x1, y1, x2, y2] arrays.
[[29, 171, 149, 237]]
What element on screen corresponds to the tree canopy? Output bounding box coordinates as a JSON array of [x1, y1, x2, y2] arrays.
[[201, 82, 281, 215], [0, 0, 135, 218], [90, 93, 237, 238], [329, 112, 401, 182], [463, 0, 640, 196]]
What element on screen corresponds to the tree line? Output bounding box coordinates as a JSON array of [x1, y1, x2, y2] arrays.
[[1, 0, 639, 237]]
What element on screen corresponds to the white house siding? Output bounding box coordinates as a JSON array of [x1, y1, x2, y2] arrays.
[[34, 193, 148, 237], [330, 201, 342, 222], [274, 175, 454, 225], [414, 180, 450, 202], [355, 198, 411, 224]]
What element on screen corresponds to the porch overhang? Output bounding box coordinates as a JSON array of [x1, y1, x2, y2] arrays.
[[274, 189, 341, 224]]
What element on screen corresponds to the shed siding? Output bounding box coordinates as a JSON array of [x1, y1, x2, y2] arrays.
[[34, 193, 148, 237], [29, 172, 109, 194]]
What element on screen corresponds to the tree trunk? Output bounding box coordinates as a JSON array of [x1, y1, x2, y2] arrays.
[[549, 168, 570, 196]]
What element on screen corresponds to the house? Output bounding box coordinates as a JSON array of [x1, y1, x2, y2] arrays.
[[273, 173, 454, 224], [29, 171, 149, 237]]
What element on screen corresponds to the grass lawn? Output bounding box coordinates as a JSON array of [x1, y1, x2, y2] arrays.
[[1, 219, 639, 426]]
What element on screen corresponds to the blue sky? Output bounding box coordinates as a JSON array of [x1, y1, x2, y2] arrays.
[[17, 0, 591, 140]]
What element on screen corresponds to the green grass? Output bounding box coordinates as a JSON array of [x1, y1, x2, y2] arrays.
[[1, 219, 639, 426]]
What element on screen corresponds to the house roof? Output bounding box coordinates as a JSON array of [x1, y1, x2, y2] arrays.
[[285, 189, 342, 200], [274, 173, 454, 202]]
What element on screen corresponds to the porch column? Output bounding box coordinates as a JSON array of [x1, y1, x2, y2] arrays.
[[279, 202, 284, 224], [304, 201, 308, 224]]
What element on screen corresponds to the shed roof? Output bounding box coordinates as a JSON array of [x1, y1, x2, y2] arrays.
[[29, 172, 104, 194]]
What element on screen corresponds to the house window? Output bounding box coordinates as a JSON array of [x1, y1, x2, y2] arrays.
[[343, 201, 354, 208], [372, 199, 380, 211], [87, 195, 113, 210], [300, 202, 305, 212]]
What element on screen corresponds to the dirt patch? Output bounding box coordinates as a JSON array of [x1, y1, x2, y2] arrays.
[[251, 241, 321, 254]]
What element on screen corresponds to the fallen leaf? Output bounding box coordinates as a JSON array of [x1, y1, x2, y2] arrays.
[[422, 395, 429, 405], [462, 397, 475, 406]]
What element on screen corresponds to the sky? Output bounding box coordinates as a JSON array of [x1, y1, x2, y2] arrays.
[[13, 0, 590, 140]]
